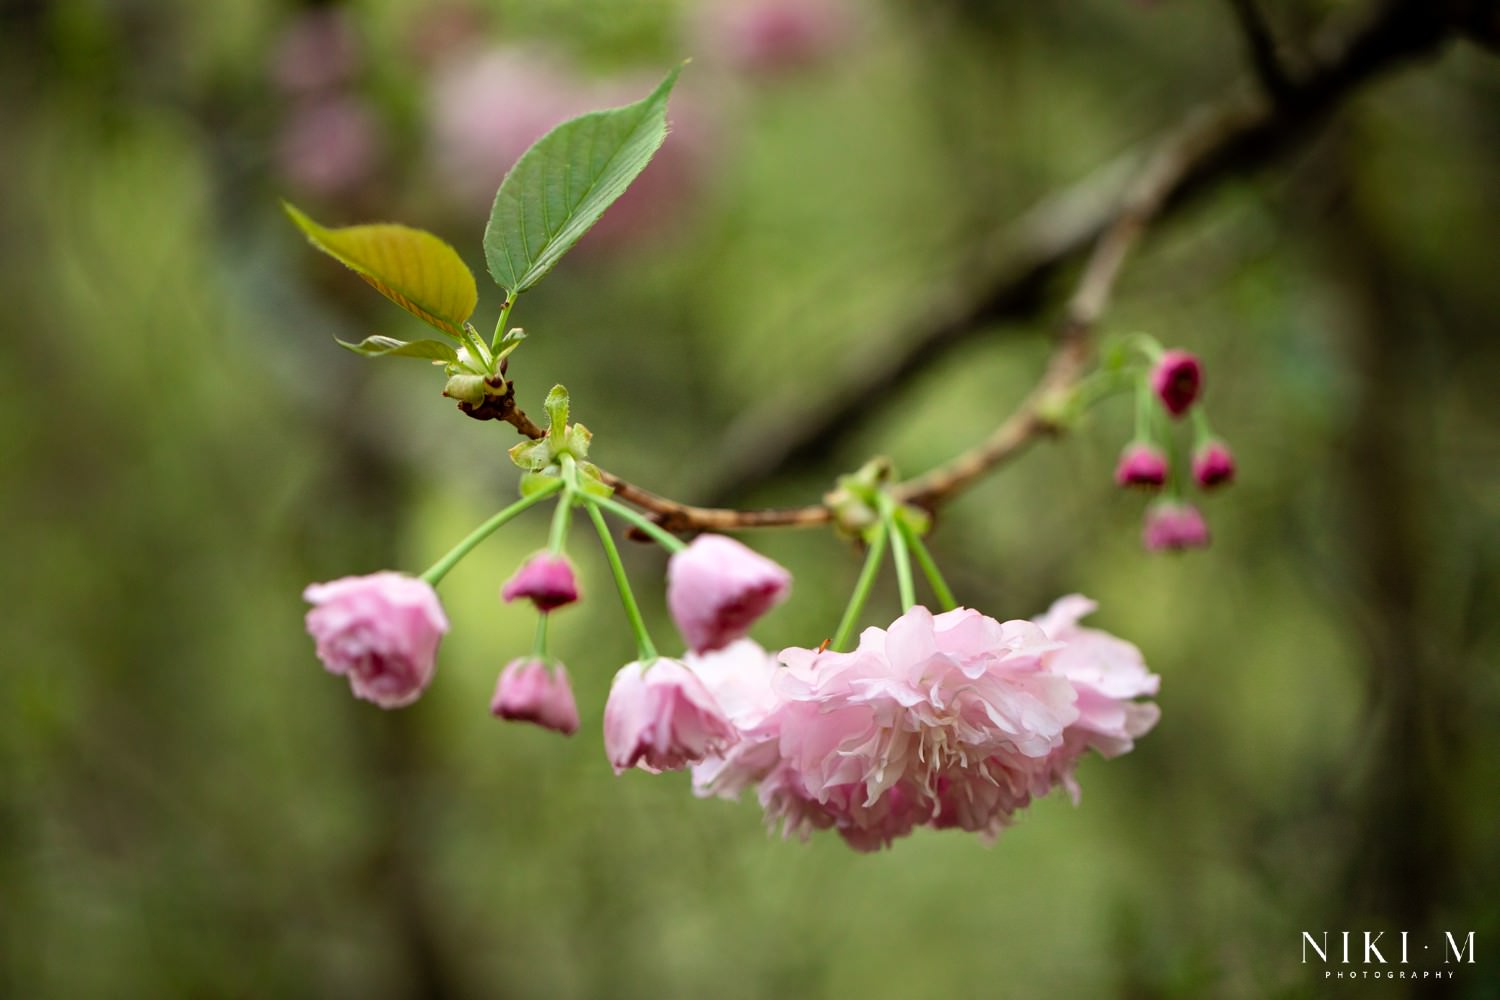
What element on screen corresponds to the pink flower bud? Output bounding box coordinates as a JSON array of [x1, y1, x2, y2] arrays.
[[1113, 442, 1168, 489], [501, 554, 579, 612], [693, 0, 857, 76], [1192, 441, 1236, 489], [1151, 349, 1203, 418], [604, 659, 738, 774], [491, 658, 579, 736], [1142, 501, 1211, 552], [303, 572, 448, 708], [667, 535, 792, 653]]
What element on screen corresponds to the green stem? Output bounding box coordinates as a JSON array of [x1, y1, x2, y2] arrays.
[[1189, 405, 1215, 447], [492, 296, 516, 353], [531, 613, 549, 659], [547, 486, 573, 554], [882, 499, 917, 612], [420, 479, 565, 586], [831, 520, 888, 653], [1134, 373, 1156, 443], [902, 521, 958, 612], [592, 494, 687, 553], [585, 501, 657, 662]]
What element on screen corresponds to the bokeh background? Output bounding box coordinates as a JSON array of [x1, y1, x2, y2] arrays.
[[3, 1, 1498, 997]]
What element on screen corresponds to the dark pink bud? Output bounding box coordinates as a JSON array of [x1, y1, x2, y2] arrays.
[[1192, 441, 1236, 489], [1151, 350, 1203, 418], [1114, 442, 1168, 489], [1142, 501, 1210, 552], [501, 554, 579, 612], [491, 658, 579, 736]]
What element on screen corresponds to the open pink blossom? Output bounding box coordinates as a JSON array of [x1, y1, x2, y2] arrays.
[[304, 572, 448, 708], [1151, 349, 1203, 418], [491, 658, 579, 736], [501, 553, 579, 612], [604, 658, 738, 774], [1192, 441, 1236, 489], [1142, 500, 1210, 552], [693, 599, 1162, 850], [1032, 595, 1161, 798], [1114, 442, 1169, 488], [668, 534, 791, 653]]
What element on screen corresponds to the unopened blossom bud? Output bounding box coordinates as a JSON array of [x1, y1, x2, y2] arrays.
[[1142, 500, 1210, 552], [304, 572, 448, 708], [1192, 441, 1236, 489], [491, 658, 579, 735], [1151, 349, 1203, 418], [668, 534, 792, 653], [1114, 442, 1169, 489], [604, 659, 738, 774], [501, 553, 579, 612]]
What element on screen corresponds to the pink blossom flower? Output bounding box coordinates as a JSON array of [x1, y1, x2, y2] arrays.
[[303, 572, 448, 708], [1142, 500, 1211, 551], [668, 535, 791, 653], [270, 9, 361, 97], [692, 0, 857, 76], [1032, 595, 1161, 794], [1192, 441, 1236, 489], [501, 553, 579, 612], [688, 640, 787, 798], [491, 658, 579, 736], [692, 599, 1162, 849], [1114, 442, 1169, 488], [275, 96, 383, 199], [604, 658, 738, 774], [1151, 349, 1203, 418]]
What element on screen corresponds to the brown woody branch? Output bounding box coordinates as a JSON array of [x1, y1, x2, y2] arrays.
[[464, 0, 1467, 537]]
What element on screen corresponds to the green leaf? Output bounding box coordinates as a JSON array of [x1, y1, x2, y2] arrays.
[[483, 65, 683, 295], [284, 202, 478, 338], [335, 335, 459, 363]]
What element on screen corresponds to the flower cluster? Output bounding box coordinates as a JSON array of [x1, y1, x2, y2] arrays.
[[682, 597, 1159, 851], [1114, 344, 1236, 552]]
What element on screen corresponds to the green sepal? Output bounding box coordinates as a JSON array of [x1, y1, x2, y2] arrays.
[[520, 470, 561, 497], [509, 438, 552, 472], [544, 385, 570, 441], [575, 461, 614, 500], [336, 335, 460, 363], [565, 422, 592, 460]]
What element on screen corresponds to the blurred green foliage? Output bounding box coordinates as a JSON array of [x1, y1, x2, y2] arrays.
[[2, 1, 1498, 997]]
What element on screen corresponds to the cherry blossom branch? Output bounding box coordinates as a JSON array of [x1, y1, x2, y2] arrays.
[[698, 0, 1467, 505], [461, 0, 1469, 536]]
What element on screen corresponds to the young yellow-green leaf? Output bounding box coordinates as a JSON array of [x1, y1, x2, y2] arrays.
[[484, 65, 683, 295], [335, 335, 459, 363], [285, 202, 478, 338]]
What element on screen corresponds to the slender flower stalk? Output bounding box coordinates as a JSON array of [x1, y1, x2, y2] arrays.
[[421, 478, 564, 585], [831, 519, 887, 652], [593, 493, 687, 553], [586, 500, 657, 661], [881, 496, 916, 612], [900, 519, 957, 612]]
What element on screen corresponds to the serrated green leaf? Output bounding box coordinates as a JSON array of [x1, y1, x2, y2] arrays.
[[335, 335, 459, 362], [285, 202, 478, 338], [483, 65, 683, 295]]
